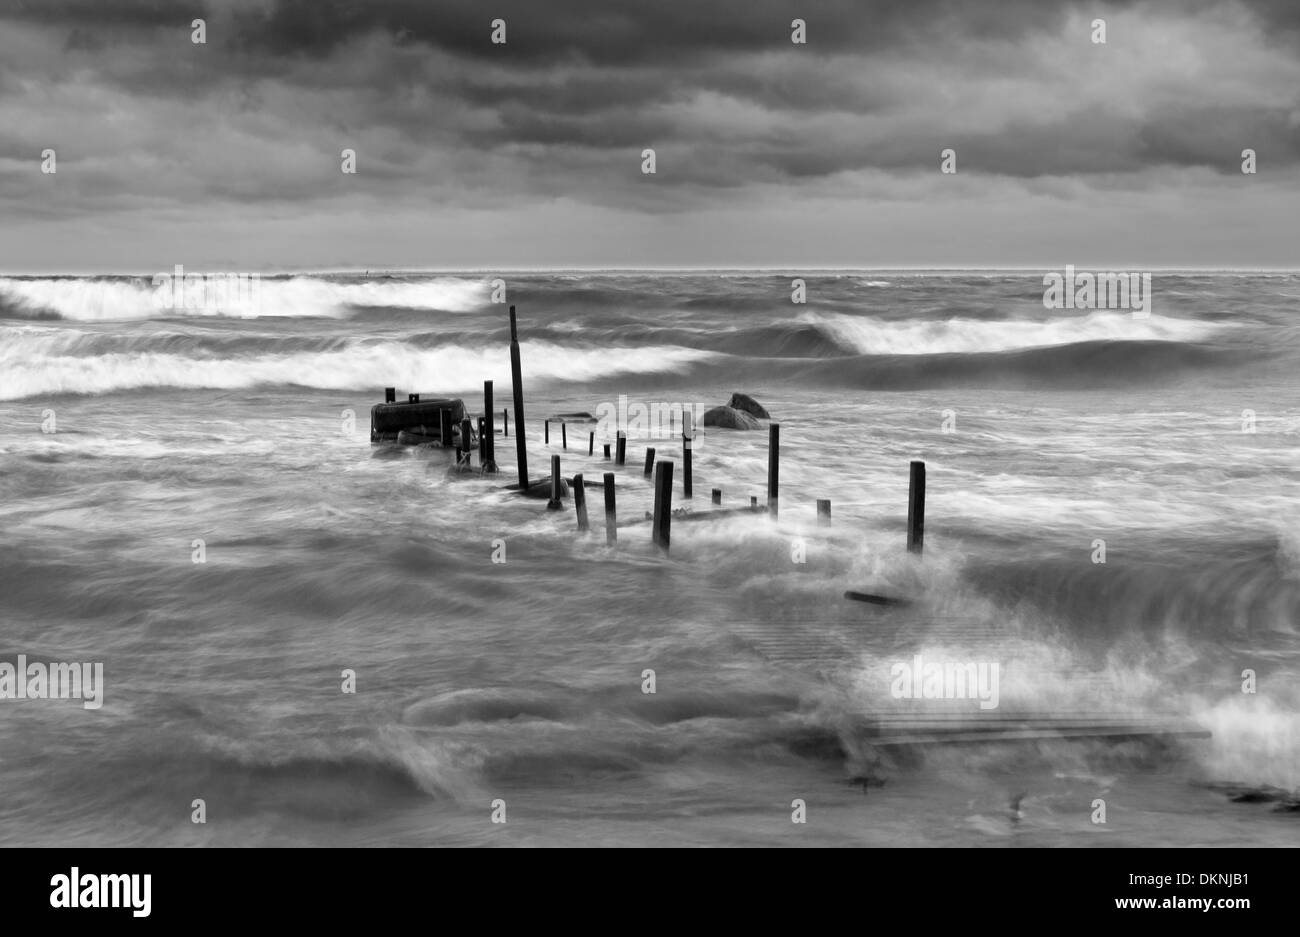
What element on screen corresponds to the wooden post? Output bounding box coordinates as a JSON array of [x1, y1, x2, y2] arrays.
[[817, 499, 831, 526], [547, 454, 562, 510], [682, 411, 693, 499], [561, 422, 567, 449], [711, 488, 721, 505], [477, 416, 486, 465], [459, 418, 473, 468], [907, 460, 926, 554], [644, 447, 656, 477], [545, 420, 550, 445], [603, 443, 611, 459], [573, 473, 589, 531], [482, 381, 497, 473], [409, 393, 419, 403], [384, 387, 396, 403], [652, 461, 674, 550], [439, 408, 452, 447], [616, 431, 626, 466], [750, 495, 758, 510], [588, 431, 595, 456], [767, 423, 780, 519], [509, 306, 528, 488], [603, 472, 617, 543], [503, 408, 509, 437]]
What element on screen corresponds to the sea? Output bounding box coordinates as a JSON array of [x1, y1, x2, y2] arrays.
[[1, 270, 1297, 846]]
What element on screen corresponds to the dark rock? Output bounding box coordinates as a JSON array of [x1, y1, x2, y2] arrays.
[[727, 393, 770, 420], [518, 477, 569, 499], [702, 406, 761, 430]]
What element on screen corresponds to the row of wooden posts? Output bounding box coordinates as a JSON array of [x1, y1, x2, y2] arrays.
[[389, 304, 928, 554], [529, 423, 925, 555]]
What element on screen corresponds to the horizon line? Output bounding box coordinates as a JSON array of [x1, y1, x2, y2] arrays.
[[4, 265, 1299, 277]]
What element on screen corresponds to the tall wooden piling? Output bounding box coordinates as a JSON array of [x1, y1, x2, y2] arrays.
[[482, 381, 497, 473], [477, 416, 486, 465], [767, 423, 780, 518], [384, 387, 396, 403], [616, 431, 626, 466], [603, 443, 611, 459], [547, 454, 562, 510], [588, 431, 595, 456], [503, 408, 509, 437], [562, 423, 567, 449], [509, 306, 528, 488], [573, 473, 589, 531], [712, 488, 722, 505], [652, 461, 674, 549], [544, 420, 549, 445], [644, 447, 656, 477], [907, 460, 926, 554], [682, 411, 693, 499], [603, 472, 617, 543]]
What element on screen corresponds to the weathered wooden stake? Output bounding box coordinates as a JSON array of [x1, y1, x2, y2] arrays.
[[907, 460, 926, 554], [509, 306, 528, 488], [477, 416, 486, 465], [711, 488, 722, 505], [458, 418, 473, 468], [652, 461, 674, 549], [482, 380, 497, 473], [573, 473, 589, 531], [603, 472, 617, 543], [547, 454, 562, 510], [503, 408, 509, 437], [588, 431, 595, 456], [384, 387, 396, 403], [616, 431, 626, 465], [751, 495, 758, 509], [817, 499, 832, 526], [562, 423, 568, 449], [644, 447, 656, 476], [544, 420, 549, 445], [767, 423, 780, 518], [682, 411, 693, 499], [603, 443, 611, 459], [409, 393, 419, 403]]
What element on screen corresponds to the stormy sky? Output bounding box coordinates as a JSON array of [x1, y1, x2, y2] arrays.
[[0, 0, 1297, 271]]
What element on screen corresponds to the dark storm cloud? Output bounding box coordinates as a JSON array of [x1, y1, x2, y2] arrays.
[[2, 0, 211, 27], [226, 0, 1073, 63], [0, 0, 1298, 232]]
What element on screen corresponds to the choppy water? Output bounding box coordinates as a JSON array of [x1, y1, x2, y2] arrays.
[[2, 271, 1298, 846]]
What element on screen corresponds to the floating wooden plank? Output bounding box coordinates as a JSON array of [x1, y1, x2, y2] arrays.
[[857, 718, 1210, 747], [845, 590, 910, 607]]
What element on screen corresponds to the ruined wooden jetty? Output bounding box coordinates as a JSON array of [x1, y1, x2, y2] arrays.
[[363, 303, 1209, 750]]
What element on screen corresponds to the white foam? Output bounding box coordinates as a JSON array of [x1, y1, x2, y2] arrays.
[[0, 276, 487, 321], [801, 310, 1224, 356], [0, 337, 715, 400]]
